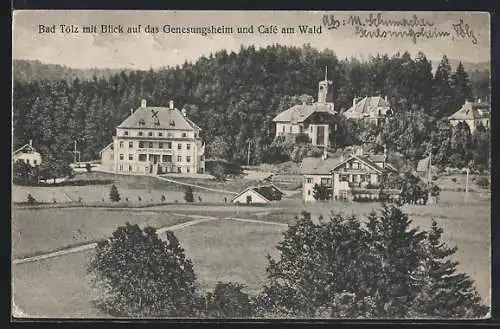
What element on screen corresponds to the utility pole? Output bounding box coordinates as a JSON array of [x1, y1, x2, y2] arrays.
[[247, 140, 251, 166], [465, 167, 470, 203]]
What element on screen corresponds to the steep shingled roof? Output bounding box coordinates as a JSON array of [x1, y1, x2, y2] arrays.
[[231, 184, 284, 202], [343, 96, 392, 119], [118, 106, 201, 131], [448, 101, 490, 121], [272, 103, 335, 123]]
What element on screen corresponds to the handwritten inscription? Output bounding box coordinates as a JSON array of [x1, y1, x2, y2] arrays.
[[322, 13, 479, 45]]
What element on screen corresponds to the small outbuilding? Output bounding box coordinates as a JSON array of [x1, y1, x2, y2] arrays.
[[231, 184, 285, 204]]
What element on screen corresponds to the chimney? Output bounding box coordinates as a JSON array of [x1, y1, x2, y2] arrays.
[[384, 95, 388, 103], [29, 139, 32, 147], [478, 99, 481, 104], [141, 99, 147, 108], [340, 153, 344, 162], [353, 97, 357, 108], [130, 108, 134, 115], [169, 100, 174, 110]]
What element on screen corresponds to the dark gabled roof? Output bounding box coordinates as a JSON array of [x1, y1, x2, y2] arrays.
[[118, 106, 201, 130], [448, 101, 490, 120], [272, 103, 335, 123], [231, 184, 284, 202], [300, 157, 340, 175], [343, 96, 391, 119]]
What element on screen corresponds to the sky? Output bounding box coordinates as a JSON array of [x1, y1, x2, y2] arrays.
[[12, 10, 491, 70]]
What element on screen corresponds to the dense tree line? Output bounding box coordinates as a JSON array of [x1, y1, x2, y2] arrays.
[[13, 45, 490, 166], [88, 206, 488, 318]]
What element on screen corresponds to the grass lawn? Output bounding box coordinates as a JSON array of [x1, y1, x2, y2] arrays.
[[12, 208, 191, 259], [12, 219, 286, 318]]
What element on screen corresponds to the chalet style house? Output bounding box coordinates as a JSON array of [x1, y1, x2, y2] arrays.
[[13, 140, 42, 167], [448, 100, 490, 133], [272, 69, 336, 147], [100, 100, 205, 175], [300, 147, 400, 202], [330, 148, 398, 201], [343, 96, 393, 126], [232, 184, 285, 204]]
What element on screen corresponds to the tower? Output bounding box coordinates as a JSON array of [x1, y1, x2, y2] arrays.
[[317, 66, 333, 104]]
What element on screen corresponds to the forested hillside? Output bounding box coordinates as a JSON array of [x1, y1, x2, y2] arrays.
[[12, 44, 491, 167]]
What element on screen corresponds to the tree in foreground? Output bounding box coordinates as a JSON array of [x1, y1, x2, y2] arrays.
[[109, 184, 121, 202], [87, 223, 198, 317], [258, 205, 488, 318], [184, 187, 194, 203]]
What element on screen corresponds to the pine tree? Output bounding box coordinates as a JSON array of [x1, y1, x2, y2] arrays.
[[431, 55, 455, 118], [109, 184, 121, 202], [451, 62, 473, 110], [412, 220, 488, 318], [312, 183, 330, 201]]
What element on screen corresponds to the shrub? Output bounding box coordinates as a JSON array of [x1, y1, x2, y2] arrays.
[[87, 223, 198, 317], [161, 195, 166, 202], [109, 184, 121, 202], [259, 205, 488, 318], [204, 282, 254, 318], [86, 163, 92, 172], [312, 183, 331, 201], [26, 193, 37, 205], [451, 177, 457, 183], [432, 175, 438, 181], [475, 177, 489, 189], [184, 187, 194, 203]]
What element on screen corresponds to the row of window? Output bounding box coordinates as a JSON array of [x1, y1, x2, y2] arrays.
[[119, 154, 193, 163], [119, 141, 192, 150], [281, 125, 314, 133], [122, 130, 197, 138], [305, 177, 332, 184], [118, 164, 193, 173], [339, 174, 373, 182]]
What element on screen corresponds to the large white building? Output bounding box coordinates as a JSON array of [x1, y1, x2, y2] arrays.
[[101, 100, 205, 175], [272, 69, 336, 147]]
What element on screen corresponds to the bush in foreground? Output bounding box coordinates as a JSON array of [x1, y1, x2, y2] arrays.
[[87, 223, 198, 317]]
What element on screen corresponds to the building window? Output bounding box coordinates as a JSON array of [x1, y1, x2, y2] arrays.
[[119, 164, 123, 171], [124, 131, 129, 136], [177, 143, 182, 150], [167, 142, 172, 149], [170, 120, 175, 127], [139, 141, 145, 148], [148, 142, 153, 148], [119, 154, 124, 160], [167, 132, 173, 137], [282, 126, 285, 132], [289, 126, 292, 133], [148, 132, 153, 136], [200, 155, 204, 161], [119, 141, 124, 148], [177, 167, 182, 173], [162, 155, 172, 162], [159, 142, 164, 149], [128, 154, 133, 160], [321, 178, 331, 185], [340, 175, 348, 182], [306, 178, 312, 184], [299, 125, 304, 133], [186, 156, 191, 162], [145, 166, 148, 171], [138, 131, 143, 136], [26, 159, 30, 164], [186, 144, 191, 150], [139, 119, 145, 126], [129, 142, 133, 148], [34, 160, 37, 165], [308, 190, 311, 195], [129, 165, 132, 171], [158, 132, 163, 137], [139, 154, 147, 161], [177, 156, 182, 162], [182, 132, 187, 137], [187, 167, 190, 173], [310, 126, 313, 132]]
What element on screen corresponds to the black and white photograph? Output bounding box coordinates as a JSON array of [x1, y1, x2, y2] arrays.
[[11, 10, 491, 319]]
